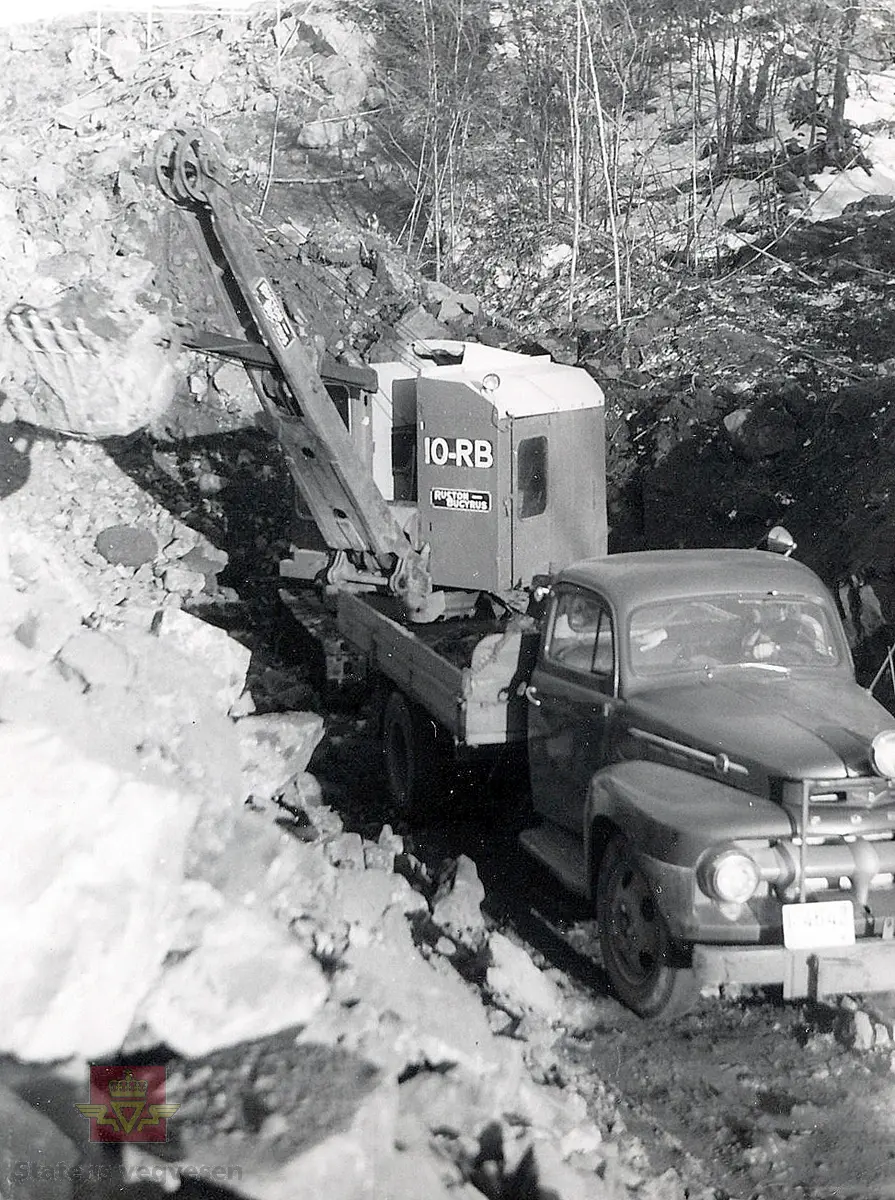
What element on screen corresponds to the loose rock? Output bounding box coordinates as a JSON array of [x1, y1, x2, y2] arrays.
[[94, 523, 158, 567], [141, 903, 329, 1057], [486, 933, 563, 1021], [431, 855, 487, 948]]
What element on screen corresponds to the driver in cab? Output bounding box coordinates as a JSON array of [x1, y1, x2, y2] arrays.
[[741, 599, 827, 664]]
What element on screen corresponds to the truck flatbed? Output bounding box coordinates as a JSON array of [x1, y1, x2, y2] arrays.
[[337, 591, 537, 747]]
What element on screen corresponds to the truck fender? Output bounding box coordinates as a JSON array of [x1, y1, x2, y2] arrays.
[[582, 758, 791, 898]]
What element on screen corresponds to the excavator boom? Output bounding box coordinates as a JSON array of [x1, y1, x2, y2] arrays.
[[155, 128, 434, 619]]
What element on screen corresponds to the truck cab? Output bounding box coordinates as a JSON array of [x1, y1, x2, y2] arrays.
[[521, 549, 895, 1017]]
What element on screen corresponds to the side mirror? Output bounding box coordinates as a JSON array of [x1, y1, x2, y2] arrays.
[[760, 526, 797, 557]]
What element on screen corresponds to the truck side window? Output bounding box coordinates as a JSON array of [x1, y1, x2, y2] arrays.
[[518, 436, 547, 518], [547, 589, 614, 683]]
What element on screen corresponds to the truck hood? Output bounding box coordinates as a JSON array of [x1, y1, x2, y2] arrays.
[[627, 674, 895, 782]]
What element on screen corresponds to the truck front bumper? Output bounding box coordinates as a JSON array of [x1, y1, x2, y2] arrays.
[[693, 941, 895, 1000]]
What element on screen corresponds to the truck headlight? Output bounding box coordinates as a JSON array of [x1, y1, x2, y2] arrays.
[[700, 849, 761, 904], [871, 731, 895, 779]]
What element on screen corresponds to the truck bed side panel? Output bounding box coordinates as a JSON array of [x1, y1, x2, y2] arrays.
[[337, 592, 532, 746]]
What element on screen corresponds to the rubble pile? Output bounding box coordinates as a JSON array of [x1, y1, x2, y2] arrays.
[[0, 479, 697, 1198]]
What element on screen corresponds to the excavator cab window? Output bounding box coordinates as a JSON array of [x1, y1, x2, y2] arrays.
[[518, 435, 547, 518], [391, 426, 417, 502]]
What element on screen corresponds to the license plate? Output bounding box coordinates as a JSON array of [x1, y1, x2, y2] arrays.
[[783, 899, 856, 950]]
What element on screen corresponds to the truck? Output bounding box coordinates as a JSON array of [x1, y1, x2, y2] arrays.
[[157, 128, 895, 1019]]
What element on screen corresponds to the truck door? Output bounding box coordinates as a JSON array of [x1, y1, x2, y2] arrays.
[[527, 585, 616, 834]]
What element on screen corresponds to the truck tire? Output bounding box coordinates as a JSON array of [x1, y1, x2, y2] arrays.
[[596, 835, 697, 1020], [381, 691, 441, 820]]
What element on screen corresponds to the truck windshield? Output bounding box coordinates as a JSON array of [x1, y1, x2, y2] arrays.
[[628, 594, 843, 676]]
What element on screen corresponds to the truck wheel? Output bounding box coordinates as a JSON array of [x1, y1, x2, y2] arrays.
[[596, 836, 697, 1020], [381, 691, 440, 820]]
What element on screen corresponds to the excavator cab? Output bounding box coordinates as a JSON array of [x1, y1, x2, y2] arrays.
[[370, 342, 607, 595]]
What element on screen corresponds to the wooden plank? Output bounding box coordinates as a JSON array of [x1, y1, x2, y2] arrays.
[[338, 593, 466, 737]]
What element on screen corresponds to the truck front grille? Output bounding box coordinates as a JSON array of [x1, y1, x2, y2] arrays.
[[783, 777, 895, 808], [753, 831, 895, 905]]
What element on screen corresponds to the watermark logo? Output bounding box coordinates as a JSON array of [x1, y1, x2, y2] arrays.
[[75, 1066, 180, 1143]]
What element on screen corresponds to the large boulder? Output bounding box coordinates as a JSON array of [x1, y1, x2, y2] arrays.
[[152, 606, 251, 715], [199, 806, 340, 931], [140, 902, 329, 1057], [0, 723, 199, 1061], [235, 712, 326, 803], [0, 623, 242, 822]]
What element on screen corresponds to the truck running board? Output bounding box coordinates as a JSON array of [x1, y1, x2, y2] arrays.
[[519, 823, 588, 898]]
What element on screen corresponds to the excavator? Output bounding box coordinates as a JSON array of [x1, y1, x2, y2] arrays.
[[154, 128, 607, 634]]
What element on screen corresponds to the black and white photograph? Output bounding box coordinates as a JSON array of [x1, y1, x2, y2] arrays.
[[3, 1, 895, 1196]]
